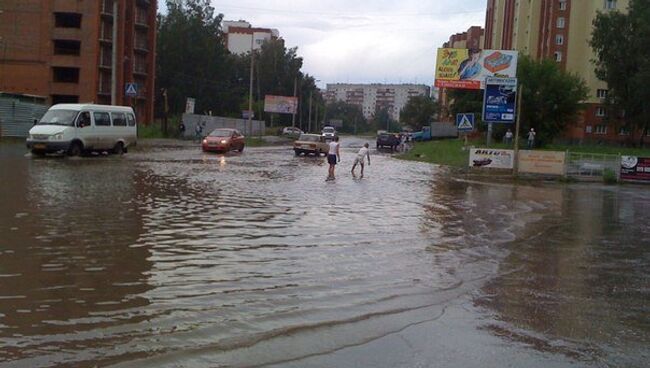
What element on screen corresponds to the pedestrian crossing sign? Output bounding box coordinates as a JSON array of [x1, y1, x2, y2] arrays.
[[125, 83, 138, 97], [456, 113, 474, 132]]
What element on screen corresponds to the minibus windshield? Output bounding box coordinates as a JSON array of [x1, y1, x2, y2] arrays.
[[37, 110, 78, 126]]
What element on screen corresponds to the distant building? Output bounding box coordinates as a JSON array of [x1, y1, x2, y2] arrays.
[[325, 84, 431, 122], [485, 0, 637, 143], [223, 21, 279, 55], [0, 0, 157, 123]]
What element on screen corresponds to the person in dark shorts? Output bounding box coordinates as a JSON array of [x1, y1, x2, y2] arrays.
[[327, 136, 340, 180]]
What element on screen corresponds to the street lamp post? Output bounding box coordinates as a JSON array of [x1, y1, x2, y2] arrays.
[[247, 34, 254, 137]]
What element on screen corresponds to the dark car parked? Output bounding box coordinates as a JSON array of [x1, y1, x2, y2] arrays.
[[376, 132, 400, 151]]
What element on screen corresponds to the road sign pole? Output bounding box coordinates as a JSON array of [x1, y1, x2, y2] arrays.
[[513, 84, 523, 176]]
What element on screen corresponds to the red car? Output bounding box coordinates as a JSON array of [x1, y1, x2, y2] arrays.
[[202, 128, 245, 153]]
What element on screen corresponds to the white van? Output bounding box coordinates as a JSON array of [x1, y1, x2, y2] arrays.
[[26, 104, 137, 156]]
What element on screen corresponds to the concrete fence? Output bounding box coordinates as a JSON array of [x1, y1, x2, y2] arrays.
[[181, 113, 265, 139]]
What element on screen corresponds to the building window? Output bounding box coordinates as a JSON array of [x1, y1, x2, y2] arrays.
[[554, 51, 563, 62], [559, 0, 567, 10], [51, 95, 79, 104], [53, 40, 81, 56], [605, 0, 617, 9], [596, 107, 607, 117], [596, 89, 608, 98], [557, 17, 565, 28], [594, 125, 608, 134], [618, 127, 630, 135], [54, 12, 82, 28], [555, 35, 564, 45], [585, 125, 593, 134], [52, 67, 80, 83]]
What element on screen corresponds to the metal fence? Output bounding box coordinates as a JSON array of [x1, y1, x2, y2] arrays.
[[181, 113, 265, 139], [566, 152, 621, 180], [0, 97, 49, 138]]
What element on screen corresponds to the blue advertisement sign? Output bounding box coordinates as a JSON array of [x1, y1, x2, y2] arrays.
[[482, 77, 517, 123]]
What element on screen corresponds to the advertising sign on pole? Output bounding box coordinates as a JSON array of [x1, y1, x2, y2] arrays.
[[328, 119, 343, 128], [483, 77, 517, 123], [264, 95, 298, 114], [185, 98, 196, 114], [469, 148, 514, 169], [435, 48, 518, 90], [621, 156, 650, 182], [242, 110, 255, 119]]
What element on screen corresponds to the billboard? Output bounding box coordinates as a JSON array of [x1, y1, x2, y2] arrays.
[[185, 97, 196, 114], [264, 95, 298, 114], [435, 48, 518, 89], [469, 148, 514, 169], [483, 77, 517, 123], [518, 151, 566, 175], [621, 156, 650, 182]]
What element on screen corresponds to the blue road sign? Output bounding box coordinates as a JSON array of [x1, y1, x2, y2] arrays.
[[483, 77, 517, 123], [125, 83, 138, 97], [456, 113, 475, 132]]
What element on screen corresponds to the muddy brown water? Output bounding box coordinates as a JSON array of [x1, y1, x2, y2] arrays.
[[0, 139, 648, 367]]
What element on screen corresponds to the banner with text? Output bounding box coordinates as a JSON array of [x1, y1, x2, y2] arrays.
[[435, 48, 518, 90], [264, 95, 298, 114], [483, 77, 517, 123], [469, 148, 514, 169], [621, 156, 650, 182], [519, 150, 566, 175]]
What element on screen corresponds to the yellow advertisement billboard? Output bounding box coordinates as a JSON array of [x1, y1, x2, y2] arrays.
[[435, 48, 518, 90]]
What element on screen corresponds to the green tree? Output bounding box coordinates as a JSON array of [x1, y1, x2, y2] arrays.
[[373, 107, 400, 132], [324, 101, 368, 134], [591, 0, 650, 145], [447, 89, 483, 121], [156, 0, 240, 116], [400, 95, 439, 130], [517, 56, 589, 146]]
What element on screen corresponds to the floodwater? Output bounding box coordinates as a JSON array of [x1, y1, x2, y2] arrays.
[[0, 138, 648, 368]]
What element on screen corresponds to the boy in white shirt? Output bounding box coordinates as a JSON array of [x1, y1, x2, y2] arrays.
[[351, 143, 371, 177]]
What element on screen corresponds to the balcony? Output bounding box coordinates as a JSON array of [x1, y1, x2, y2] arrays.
[[133, 63, 148, 76], [101, 0, 114, 17], [135, 8, 149, 28]]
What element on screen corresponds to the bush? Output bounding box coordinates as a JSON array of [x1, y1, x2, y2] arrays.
[[603, 168, 618, 184]]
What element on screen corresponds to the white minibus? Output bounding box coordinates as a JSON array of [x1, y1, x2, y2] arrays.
[[26, 104, 137, 156]]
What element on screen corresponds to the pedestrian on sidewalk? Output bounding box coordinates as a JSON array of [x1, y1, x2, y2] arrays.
[[504, 129, 513, 145], [327, 136, 341, 181], [195, 122, 203, 142], [351, 143, 371, 177], [527, 128, 536, 149]]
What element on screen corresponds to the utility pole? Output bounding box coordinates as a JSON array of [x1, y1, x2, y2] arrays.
[[111, 0, 118, 105], [308, 90, 312, 133], [513, 84, 524, 176], [291, 76, 297, 128], [247, 34, 254, 136]]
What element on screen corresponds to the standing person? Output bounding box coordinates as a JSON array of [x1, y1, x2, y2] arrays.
[[351, 143, 371, 177], [195, 122, 203, 142], [179, 121, 186, 138], [327, 136, 341, 181], [504, 129, 513, 145], [527, 128, 536, 149]]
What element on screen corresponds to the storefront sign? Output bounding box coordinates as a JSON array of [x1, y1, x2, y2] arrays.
[[621, 156, 650, 182], [469, 148, 514, 169], [518, 150, 566, 175]]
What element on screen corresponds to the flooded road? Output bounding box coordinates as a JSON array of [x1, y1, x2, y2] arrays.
[[0, 138, 648, 367]]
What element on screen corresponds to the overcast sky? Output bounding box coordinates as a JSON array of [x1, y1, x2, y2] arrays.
[[168, 1, 487, 88]]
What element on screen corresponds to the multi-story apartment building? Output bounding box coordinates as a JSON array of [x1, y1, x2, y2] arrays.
[[325, 84, 430, 122], [485, 0, 633, 142], [0, 0, 156, 123], [222, 21, 279, 55]]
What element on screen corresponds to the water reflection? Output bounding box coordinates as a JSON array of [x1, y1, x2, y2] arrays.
[[475, 184, 650, 365]]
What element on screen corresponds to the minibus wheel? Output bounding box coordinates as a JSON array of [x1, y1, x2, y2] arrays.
[[113, 142, 124, 155]]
